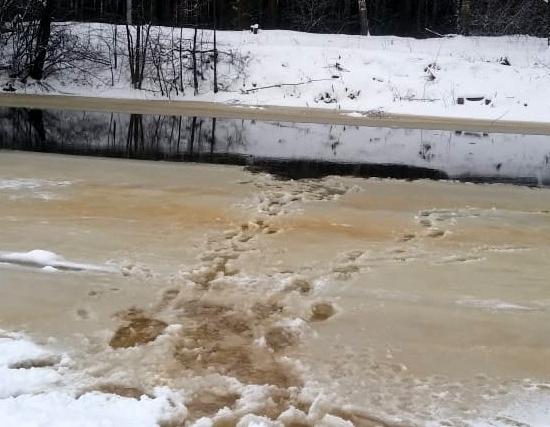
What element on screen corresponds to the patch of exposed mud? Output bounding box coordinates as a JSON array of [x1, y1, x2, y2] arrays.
[[310, 302, 336, 322], [110, 313, 168, 349], [186, 390, 241, 421], [93, 384, 149, 399], [9, 354, 61, 369], [172, 299, 300, 388]]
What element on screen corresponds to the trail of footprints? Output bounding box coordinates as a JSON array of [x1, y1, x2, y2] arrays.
[[77, 179, 535, 426], [413, 208, 480, 240], [100, 175, 389, 426]]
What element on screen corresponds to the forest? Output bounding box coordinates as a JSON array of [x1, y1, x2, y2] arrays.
[[2, 0, 550, 37]]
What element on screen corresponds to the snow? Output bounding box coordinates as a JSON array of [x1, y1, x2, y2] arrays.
[[2, 24, 550, 124], [0, 335, 54, 367], [0, 330, 187, 427], [0, 249, 119, 273], [0, 390, 184, 427], [0, 330, 347, 427], [0, 367, 62, 399]]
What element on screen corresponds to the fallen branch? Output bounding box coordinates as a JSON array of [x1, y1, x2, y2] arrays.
[[399, 96, 440, 102], [241, 78, 337, 94], [425, 27, 444, 37]]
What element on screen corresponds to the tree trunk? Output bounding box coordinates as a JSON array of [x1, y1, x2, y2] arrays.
[[458, 0, 471, 35], [30, 0, 55, 80], [213, 0, 218, 93], [192, 25, 198, 95], [126, 0, 132, 25], [358, 0, 369, 35]]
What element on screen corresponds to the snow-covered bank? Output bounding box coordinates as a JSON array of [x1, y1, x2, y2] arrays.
[[1, 24, 550, 124]]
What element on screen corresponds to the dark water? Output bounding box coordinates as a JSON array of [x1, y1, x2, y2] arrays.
[[1, 107, 549, 185]]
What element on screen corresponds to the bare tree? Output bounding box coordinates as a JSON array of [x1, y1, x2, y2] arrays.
[[124, 0, 152, 89], [288, 0, 332, 33], [125, 23, 151, 89]]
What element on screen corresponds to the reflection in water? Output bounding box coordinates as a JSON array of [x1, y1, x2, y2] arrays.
[[1, 107, 550, 185]]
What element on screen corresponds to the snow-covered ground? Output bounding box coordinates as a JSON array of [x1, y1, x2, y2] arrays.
[[2, 24, 550, 123]]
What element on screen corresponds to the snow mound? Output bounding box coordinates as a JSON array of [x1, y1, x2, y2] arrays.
[[0, 330, 186, 427], [0, 334, 54, 367], [0, 249, 119, 273], [0, 390, 185, 427]]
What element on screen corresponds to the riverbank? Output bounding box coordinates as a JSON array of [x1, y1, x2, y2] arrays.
[[3, 93, 550, 135], [1, 25, 550, 126]]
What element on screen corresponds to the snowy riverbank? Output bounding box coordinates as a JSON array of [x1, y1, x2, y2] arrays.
[[1, 24, 550, 124]]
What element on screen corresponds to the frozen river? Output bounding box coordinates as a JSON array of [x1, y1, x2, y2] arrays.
[[1, 110, 550, 426]]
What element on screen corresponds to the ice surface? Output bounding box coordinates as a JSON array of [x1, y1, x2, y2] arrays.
[[0, 179, 72, 200], [0, 179, 71, 191]]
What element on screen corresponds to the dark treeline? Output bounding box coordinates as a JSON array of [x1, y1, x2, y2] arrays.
[[52, 0, 550, 37]]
